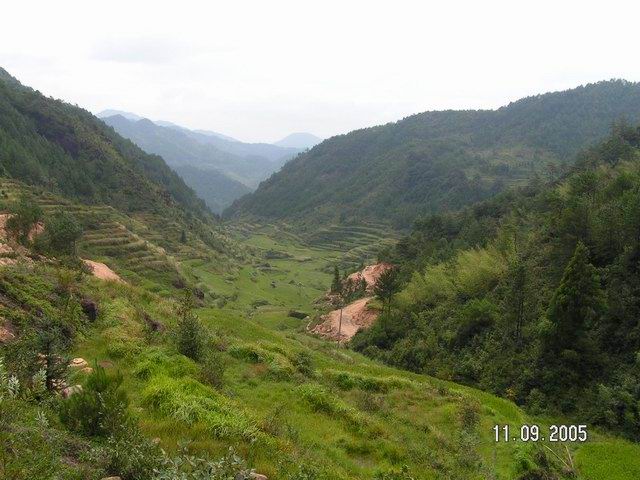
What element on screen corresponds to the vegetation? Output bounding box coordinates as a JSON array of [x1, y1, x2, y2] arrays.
[[0, 68, 210, 219], [354, 124, 640, 442], [1, 68, 639, 479], [228, 80, 640, 227]]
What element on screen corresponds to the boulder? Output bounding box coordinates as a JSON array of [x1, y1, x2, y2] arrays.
[[80, 298, 98, 321], [251, 474, 268, 480], [193, 287, 205, 300], [62, 385, 83, 398], [288, 310, 308, 319], [143, 312, 165, 332], [80, 367, 94, 374], [70, 357, 89, 368], [0, 324, 15, 343]]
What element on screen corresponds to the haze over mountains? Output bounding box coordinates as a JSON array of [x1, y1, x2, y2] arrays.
[[98, 111, 318, 213], [227, 80, 640, 227]]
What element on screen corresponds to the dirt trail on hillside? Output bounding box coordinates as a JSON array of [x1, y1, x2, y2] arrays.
[[83, 260, 124, 283], [311, 296, 378, 341], [347, 262, 393, 293]]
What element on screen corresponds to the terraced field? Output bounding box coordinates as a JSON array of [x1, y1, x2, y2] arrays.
[[0, 178, 225, 293], [228, 221, 398, 272]]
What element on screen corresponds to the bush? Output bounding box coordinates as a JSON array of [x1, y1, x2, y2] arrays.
[[292, 351, 314, 376], [176, 291, 205, 361], [200, 350, 227, 389], [60, 365, 129, 437]]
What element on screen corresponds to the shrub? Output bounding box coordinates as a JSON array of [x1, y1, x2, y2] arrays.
[[176, 291, 205, 361], [292, 351, 314, 376], [200, 350, 227, 389], [60, 365, 129, 437]]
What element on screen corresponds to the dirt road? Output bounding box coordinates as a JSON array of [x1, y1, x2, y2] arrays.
[[311, 296, 377, 341]]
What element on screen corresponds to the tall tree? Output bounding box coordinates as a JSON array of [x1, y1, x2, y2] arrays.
[[331, 266, 342, 294], [542, 242, 605, 390], [374, 268, 399, 315]]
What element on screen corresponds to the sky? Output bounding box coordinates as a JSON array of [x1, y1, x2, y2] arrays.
[[2, 0, 640, 143]]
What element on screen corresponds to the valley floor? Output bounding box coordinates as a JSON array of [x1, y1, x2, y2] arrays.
[[69, 225, 640, 479]]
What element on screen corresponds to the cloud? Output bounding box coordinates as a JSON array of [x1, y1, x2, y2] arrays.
[[90, 37, 188, 64]]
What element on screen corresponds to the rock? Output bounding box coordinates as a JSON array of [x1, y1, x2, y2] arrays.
[[288, 310, 308, 319], [193, 287, 205, 300], [143, 312, 165, 332], [251, 474, 268, 480], [101, 477, 122, 480], [80, 298, 98, 321], [70, 357, 89, 368], [80, 367, 94, 374], [0, 324, 15, 343], [151, 437, 161, 445], [62, 385, 83, 398]]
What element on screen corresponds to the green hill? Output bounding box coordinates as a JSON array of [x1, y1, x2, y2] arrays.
[[227, 80, 640, 227], [0, 67, 209, 219], [354, 123, 640, 442]]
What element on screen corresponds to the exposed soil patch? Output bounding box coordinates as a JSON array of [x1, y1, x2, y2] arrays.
[[83, 259, 124, 283], [311, 296, 378, 342], [347, 262, 393, 293]]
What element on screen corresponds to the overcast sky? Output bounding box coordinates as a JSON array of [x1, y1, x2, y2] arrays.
[[2, 0, 640, 143]]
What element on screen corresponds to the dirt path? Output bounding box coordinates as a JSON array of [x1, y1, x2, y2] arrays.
[[311, 296, 377, 341]]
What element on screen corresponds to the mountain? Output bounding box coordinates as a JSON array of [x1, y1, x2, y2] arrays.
[[0, 69, 209, 219], [172, 164, 251, 214], [97, 109, 143, 121], [227, 80, 640, 227], [101, 114, 301, 212], [274, 132, 322, 149]]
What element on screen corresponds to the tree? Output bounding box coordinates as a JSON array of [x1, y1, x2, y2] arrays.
[[180, 229, 187, 243], [43, 210, 82, 256], [331, 266, 342, 294], [177, 289, 204, 361], [38, 325, 69, 392], [541, 242, 605, 390], [5, 195, 42, 245], [545, 242, 604, 352], [374, 268, 399, 314]]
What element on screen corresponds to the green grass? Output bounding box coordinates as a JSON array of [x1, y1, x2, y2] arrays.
[[0, 213, 608, 479], [59, 227, 640, 479]]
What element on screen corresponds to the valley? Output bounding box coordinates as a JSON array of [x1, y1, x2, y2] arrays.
[[1, 65, 640, 480]]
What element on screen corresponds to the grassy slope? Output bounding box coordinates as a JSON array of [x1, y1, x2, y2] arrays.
[[67, 226, 640, 479]]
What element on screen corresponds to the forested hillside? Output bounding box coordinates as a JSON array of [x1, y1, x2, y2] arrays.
[[0, 68, 210, 219], [228, 80, 640, 227], [353, 124, 640, 440]]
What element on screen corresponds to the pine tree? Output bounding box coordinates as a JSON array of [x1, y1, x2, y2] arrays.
[[546, 242, 604, 352], [331, 266, 342, 294], [374, 268, 399, 315]]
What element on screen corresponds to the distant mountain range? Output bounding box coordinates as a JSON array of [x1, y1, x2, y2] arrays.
[[97, 111, 312, 213], [227, 80, 640, 227], [274, 132, 323, 149]]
